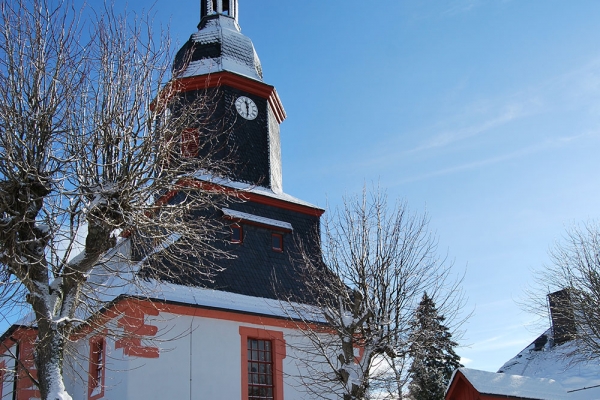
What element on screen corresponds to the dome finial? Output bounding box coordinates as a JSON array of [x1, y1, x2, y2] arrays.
[[201, 0, 238, 23]]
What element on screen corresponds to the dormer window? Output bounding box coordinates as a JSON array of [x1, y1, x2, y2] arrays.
[[271, 233, 283, 252], [231, 225, 243, 243], [181, 128, 199, 158]]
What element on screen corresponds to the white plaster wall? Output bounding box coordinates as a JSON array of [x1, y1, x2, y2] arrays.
[[0, 345, 16, 400], [65, 309, 337, 400]]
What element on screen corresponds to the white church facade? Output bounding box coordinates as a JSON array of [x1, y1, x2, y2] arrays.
[[0, 1, 335, 399]]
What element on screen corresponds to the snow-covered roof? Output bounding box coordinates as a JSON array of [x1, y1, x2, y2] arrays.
[[6, 276, 323, 336], [222, 208, 293, 231], [174, 14, 263, 81], [78, 232, 323, 321], [454, 368, 567, 400], [192, 171, 324, 211], [124, 280, 321, 322], [499, 330, 600, 398]]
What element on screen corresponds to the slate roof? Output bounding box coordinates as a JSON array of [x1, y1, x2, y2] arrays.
[[141, 190, 324, 305], [173, 14, 263, 81]]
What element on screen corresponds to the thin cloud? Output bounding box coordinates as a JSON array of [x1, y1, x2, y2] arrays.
[[408, 105, 526, 153], [442, 0, 481, 17], [393, 130, 599, 185]]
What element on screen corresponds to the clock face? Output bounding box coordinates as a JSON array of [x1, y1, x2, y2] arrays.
[[235, 96, 258, 120]]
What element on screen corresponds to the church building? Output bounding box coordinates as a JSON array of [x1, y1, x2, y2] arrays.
[[0, 1, 333, 399]]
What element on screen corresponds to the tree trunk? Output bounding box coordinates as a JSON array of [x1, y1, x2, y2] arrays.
[[35, 320, 72, 400], [29, 288, 73, 400]]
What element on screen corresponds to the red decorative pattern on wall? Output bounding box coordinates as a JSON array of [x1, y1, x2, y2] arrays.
[[114, 301, 160, 359]]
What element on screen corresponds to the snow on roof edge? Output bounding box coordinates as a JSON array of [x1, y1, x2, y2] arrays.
[[191, 171, 324, 211], [122, 280, 323, 323], [222, 208, 293, 231], [457, 368, 568, 400]]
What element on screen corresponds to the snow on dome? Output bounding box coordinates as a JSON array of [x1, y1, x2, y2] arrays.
[[173, 14, 263, 81]]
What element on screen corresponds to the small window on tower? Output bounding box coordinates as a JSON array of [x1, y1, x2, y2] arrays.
[[222, 0, 230, 15], [231, 225, 243, 244], [271, 233, 283, 252], [181, 128, 199, 158]]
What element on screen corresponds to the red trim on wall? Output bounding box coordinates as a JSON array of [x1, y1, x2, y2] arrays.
[[169, 72, 287, 124], [240, 191, 324, 217], [239, 327, 286, 400], [122, 175, 324, 239], [114, 301, 160, 359], [88, 336, 106, 400], [176, 179, 324, 217], [74, 297, 326, 339], [68, 297, 331, 364], [154, 72, 286, 124]]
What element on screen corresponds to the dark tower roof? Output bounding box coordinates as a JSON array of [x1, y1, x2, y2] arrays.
[[173, 0, 263, 81]]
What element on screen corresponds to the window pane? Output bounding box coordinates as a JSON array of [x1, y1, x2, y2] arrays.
[[247, 338, 274, 400], [232, 225, 242, 243], [271, 234, 282, 251]]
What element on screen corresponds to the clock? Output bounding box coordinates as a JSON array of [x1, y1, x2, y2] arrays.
[[234, 96, 258, 120]]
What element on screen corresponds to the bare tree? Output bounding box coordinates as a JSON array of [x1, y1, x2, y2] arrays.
[[530, 221, 600, 360], [287, 188, 464, 400], [0, 1, 232, 399]]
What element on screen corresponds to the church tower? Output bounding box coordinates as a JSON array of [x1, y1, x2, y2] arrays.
[[153, 0, 324, 302], [171, 0, 286, 193]]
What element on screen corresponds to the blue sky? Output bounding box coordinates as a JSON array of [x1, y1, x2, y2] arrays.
[[103, 0, 600, 371]]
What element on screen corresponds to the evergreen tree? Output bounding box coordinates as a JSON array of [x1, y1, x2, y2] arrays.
[[408, 293, 462, 400]]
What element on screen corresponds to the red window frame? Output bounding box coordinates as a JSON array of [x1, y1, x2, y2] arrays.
[[181, 128, 199, 158], [231, 224, 243, 244], [88, 336, 106, 400], [271, 233, 283, 252], [239, 327, 285, 400]]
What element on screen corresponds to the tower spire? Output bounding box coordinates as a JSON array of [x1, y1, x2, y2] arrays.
[[201, 0, 238, 23]]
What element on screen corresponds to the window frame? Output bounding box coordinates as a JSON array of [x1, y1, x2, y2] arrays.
[[181, 128, 200, 158], [231, 224, 243, 244], [271, 233, 283, 252], [88, 336, 106, 400], [239, 327, 285, 400]]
